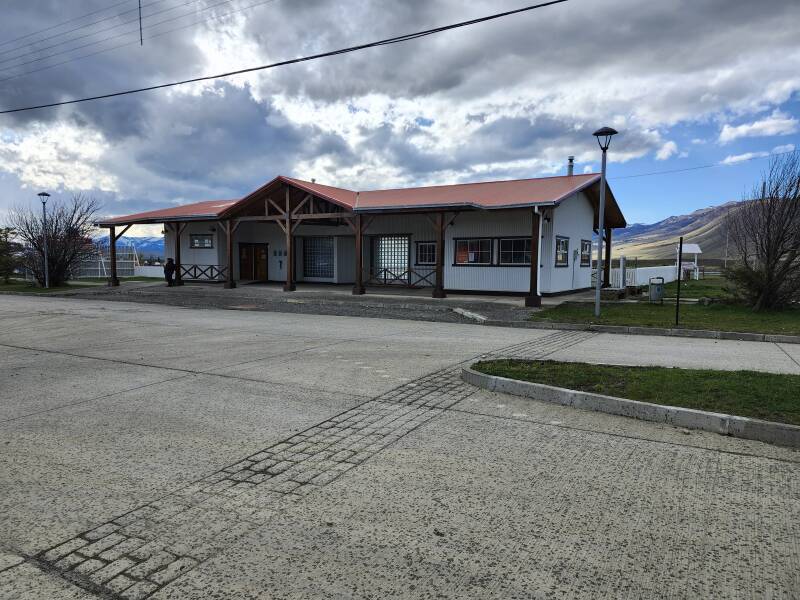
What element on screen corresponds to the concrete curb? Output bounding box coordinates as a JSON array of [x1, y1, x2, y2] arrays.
[[462, 366, 800, 449], [481, 319, 800, 345]]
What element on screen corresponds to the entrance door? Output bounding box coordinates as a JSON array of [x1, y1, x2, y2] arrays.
[[372, 235, 410, 284], [239, 243, 268, 281]]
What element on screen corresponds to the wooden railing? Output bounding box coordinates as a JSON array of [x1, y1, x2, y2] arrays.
[[179, 264, 228, 281], [366, 266, 436, 288]]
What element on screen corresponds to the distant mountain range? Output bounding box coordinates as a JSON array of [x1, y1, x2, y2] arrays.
[[614, 201, 741, 261], [93, 234, 164, 258]]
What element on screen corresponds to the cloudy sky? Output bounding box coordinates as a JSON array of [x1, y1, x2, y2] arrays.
[[1, 0, 799, 235]]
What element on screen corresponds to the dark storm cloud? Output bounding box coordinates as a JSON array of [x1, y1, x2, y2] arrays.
[[1, 0, 799, 219]]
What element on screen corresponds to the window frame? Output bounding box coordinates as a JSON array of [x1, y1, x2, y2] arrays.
[[498, 237, 532, 266], [302, 236, 335, 279], [555, 236, 570, 268], [452, 237, 493, 266], [189, 233, 214, 249], [414, 241, 437, 266], [580, 239, 592, 267]]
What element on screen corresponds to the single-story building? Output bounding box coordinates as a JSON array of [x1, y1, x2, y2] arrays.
[[97, 164, 626, 306]]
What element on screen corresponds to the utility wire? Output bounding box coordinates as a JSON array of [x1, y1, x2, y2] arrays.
[[0, 0, 273, 81], [0, 0, 204, 69], [0, 0, 133, 49], [610, 149, 796, 180], [0, 0, 181, 57], [0, 0, 568, 114]]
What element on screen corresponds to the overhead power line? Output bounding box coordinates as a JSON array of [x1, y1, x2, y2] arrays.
[[610, 149, 797, 180], [0, 0, 204, 70], [0, 0, 133, 49], [0, 0, 275, 82], [0, 0, 568, 115], [0, 0, 179, 57]]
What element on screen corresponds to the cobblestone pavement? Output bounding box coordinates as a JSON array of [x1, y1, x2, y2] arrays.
[[20, 330, 594, 599], [2, 297, 798, 599]]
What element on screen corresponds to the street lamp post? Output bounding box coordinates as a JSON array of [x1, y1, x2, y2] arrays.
[[592, 127, 618, 318], [37, 192, 51, 288]]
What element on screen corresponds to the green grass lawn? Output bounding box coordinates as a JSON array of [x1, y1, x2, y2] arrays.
[[663, 277, 732, 299], [473, 359, 800, 425], [532, 301, 800, 335], [78, 276, 162, 282], [0, 279, 105, 293]]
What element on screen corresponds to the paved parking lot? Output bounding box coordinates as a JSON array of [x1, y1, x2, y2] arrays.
[[1, 295, 798, 599]]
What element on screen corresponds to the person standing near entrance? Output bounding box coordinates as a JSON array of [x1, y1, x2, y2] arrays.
[[164, 258, 176, 287]]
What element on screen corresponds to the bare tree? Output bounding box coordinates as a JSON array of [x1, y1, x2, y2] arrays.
[[724, 152, 800, 310], [8, 194, 100, 287], [0, 227, 23, 283]]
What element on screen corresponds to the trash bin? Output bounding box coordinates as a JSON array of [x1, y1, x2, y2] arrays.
[[649, 277, 664, 304]]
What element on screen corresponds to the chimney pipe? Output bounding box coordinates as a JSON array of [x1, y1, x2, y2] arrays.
[[567, 156, 574, 176]]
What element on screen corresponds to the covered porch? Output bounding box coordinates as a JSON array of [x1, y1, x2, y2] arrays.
[[96, 172, 625, 305]]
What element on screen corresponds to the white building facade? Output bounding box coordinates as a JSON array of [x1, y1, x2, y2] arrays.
[[101, 173, 625, 303]]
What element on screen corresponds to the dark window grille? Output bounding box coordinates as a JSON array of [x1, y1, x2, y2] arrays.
[[303, 237, 334, 278], [499, 238, 531, 265], [416, 241, 436, 265], [189, 234, 213, 249], [454, 239, 492, 264], [555, 236, 569, 267], [580, 239, 592, 267]]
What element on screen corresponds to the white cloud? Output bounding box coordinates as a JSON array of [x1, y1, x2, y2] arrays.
[[0, 123, 118, 192], [656, 141, 678, 160], [583, 165, 594, 174], [772, 143, 795, 153], [720, 151, 769, 165], [718, 110, 799, 143]]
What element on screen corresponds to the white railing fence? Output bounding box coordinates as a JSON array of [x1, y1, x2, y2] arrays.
[[603, 265, 678, 288]]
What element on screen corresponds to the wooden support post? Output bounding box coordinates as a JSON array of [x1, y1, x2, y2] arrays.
[[352, 214, 365, 295], [174, 223, 184, 286], [432, 212, 446, 298], [524, 211, 541, 307], [224, 219, 236, 289], [108, 226, 119, 287], [603, 227, 612, 288], [283, 189, 295, 291]]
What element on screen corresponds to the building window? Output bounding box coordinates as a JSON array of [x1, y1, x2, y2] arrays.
[[555, 236, 569, 267], [189, 234, 213, 249], [415, 241, 437, 265], [580, 239, 592, 267], [454, 239, 492, 265], [499, 238, 531, 265], [373, 235, 410, 283], [303, 236, 334, 278]]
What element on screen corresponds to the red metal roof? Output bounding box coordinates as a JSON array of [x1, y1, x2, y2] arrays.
[[355, 173, 600, 210], [98, 199, 239, 226], [98, 173, 624, 227]]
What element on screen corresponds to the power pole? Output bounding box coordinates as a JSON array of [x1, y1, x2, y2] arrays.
[[138, 0, 143, 45]]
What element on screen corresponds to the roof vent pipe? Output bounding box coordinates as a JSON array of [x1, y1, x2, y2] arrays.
[[567, 156, 574, 176]]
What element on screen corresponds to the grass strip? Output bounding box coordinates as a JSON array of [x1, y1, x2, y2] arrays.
[[473, 359, 800, 425], [531, 302, 800, 335]]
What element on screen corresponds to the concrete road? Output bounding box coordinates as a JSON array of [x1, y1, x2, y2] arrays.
[[0, 295, 798, 599]]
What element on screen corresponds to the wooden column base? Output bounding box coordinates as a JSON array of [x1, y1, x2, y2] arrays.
[[108, 278, 120, 287], [224, 281, 237, 289], [524, 294, 542, 307], [175, 280, 184, 287], [283, 283, 296, 292], [352, 285, 365, 295], [432, 288, 446, 299]]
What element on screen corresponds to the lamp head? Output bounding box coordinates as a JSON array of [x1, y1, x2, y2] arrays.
[[592, 127, 618, 151], [37, 192, 50, 205]]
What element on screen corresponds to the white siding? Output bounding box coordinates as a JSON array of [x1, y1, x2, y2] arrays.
[[163, 221, 224, 279], [158, 196, 595, 293], [544, 192, 595, 293]]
